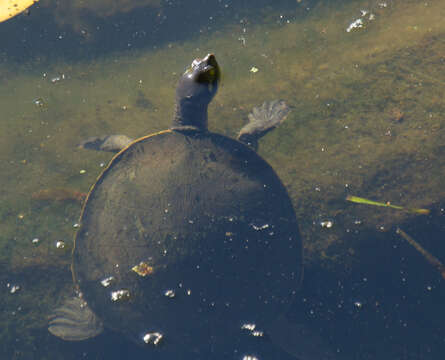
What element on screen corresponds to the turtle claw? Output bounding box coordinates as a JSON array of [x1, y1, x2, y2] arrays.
[[237, 100, 290, 150], [78, 135, 134, 153]]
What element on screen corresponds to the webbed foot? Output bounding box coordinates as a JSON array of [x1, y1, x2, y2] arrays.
[[48, 296, 103, 341], [237, 100, 290, 151], [77, 135, 134, 153]]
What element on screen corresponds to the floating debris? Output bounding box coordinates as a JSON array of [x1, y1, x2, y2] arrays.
[[110, 289, 130, 302], [100, 276, 115, 287], [33, 97, 45, 107], [142, 331, 163, 346], [241, 323, 264, 337], [346, 8, 376, 33], [7, 284, 21, 294], [164, 289, 176, 298], [346, 18, 364, 32], [250, 66, 259, 73], [131, 261, 154, 277], [346, 195, 430, 215], [51, 74, 65, 83], [241, 323, 256, 331], [251, 223, 269, 231], [31, 237, 39, 244], [320, 220, 333, 228], [396, 228, 445, 280]]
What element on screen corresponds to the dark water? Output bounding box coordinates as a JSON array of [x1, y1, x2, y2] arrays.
[[1, 0, 445, 359]]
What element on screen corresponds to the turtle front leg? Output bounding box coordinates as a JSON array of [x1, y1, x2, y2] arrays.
[[237, 100, 290, 151], [77, 135, 134, 153]]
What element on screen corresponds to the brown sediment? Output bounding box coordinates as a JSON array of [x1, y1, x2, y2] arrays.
[[31, 188, 87, 203]]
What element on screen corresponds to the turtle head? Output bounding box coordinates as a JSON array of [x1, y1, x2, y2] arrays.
[[172, 54, 221, 131]]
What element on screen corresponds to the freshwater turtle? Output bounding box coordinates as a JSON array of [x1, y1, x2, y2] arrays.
[[48, 54, 334, 359]]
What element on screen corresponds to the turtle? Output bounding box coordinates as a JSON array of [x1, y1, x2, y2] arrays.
[[48, 54, 336, 359]]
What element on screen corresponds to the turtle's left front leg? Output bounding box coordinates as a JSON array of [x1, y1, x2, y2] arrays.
[[237, 100, 290, 151], [77, 135, 134, 153]]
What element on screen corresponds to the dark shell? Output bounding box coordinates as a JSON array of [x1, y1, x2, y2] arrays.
[[73, 129, 302, 354]]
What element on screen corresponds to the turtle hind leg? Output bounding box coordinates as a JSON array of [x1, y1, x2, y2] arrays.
[[237, 100, 291, 151], [48, 296, 103, 341], [77, 135, 134, 153]]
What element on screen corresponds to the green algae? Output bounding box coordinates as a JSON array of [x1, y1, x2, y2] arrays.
[[1, 0, 444, 280]]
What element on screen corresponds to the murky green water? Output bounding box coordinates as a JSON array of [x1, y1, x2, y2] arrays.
[[1, 0, 445, 359]]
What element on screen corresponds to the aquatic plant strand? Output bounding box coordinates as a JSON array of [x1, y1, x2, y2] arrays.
[[346, 195, 429, 215]]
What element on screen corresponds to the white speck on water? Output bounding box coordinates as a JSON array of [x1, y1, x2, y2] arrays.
[[251, 223, 269, 231], [164, 289, 176, 298], [346, 18, 364, 32], [51, 74, 65, 83], [354, 301, 363, 309], [7, 284, 21, 294], [243, 356, 259, 360], [142, 332, 163, 346], [56, 241, 65, 249], [241, 323, 256, 331], [73, 223, 80, 228], [110, 289, 130, 302], [100, 276, 115, 287], [32, 238, 39, 244], [320, 220, 333, 228]]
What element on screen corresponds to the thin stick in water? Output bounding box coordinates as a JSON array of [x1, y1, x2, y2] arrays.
[[396, 227, 445, 280]]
